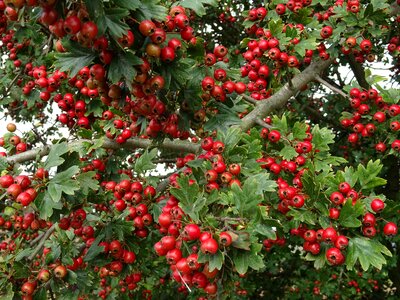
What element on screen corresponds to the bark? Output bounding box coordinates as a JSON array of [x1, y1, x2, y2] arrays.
[[239, 57, 335, 132]]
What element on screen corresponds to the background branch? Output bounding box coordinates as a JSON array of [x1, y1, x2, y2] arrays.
[[347, 55, 370, 90]]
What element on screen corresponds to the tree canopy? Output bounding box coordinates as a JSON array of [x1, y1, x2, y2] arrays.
[[0, 0, 399, 299]]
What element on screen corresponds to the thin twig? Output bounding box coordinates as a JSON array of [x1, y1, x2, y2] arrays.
[[314, 75, 349, 99], [2, 71, 23, 98], [177, 270, 192, 292], [241, 94, 257, 105], [28, 224, 56, 261], [31, 127, 47, 146], [255, 118, 273, 129]]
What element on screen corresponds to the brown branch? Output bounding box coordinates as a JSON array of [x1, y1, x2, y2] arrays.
[[347, 54, 370, 90], [315, 75, 349, 99], [1, 70, 23, 98], [239, 57, 335, 132], [28, 224, 56, 261], [6, 137, 202, 165], [255, 118, 273, 129], [241, 94, 257, 105]]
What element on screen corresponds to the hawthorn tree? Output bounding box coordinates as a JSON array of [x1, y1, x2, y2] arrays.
[[0, 0, 399, 299]]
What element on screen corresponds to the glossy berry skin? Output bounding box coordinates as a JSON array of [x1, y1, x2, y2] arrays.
[[268, 130, 281, 143], [371, 199, 385, 213], [326, 247, 344, 265], [334, 235, 349, 250], [330, 191, 345, 205], [383, 222, 398, 237], [219, 231, 233, 247], [200, 238, 219, 254], [322, 227, 338, 243], [183, 224, 201, 241]]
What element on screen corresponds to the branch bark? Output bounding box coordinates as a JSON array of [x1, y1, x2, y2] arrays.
[[6, 137, 202, 165], [347, 54, 370, 90], [28, 224, 56, 261], [239, 57, 335, 131], [315, 75, 349, 99]]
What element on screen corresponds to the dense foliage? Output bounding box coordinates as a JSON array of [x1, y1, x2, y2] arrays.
[[0, 0, 399, 299]]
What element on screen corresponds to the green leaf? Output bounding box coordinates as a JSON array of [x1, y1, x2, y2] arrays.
[[54, 41, 97, 77], [231, 232, 251, 251], [272, 115, 288, 134], [218, 127, 242, 154], [15, 249, 34, 262], [342, 166, 358, 187], [0, 156, 9, 172], [208, 250, 224, 271], [107, 51, 141, 84], [311, 125, 335, 151], [346, 237, 392, 271], [170, 176, 202, 221], [34, 288, 47, 300], [287, 209, 316, 225], [253, 224, 277, 240], [133, 0, 168, 21], [104, 8, 130, 38], [13, 261, 31, 278], [305, 252, 326, 269], [47, 166, 80, 202], [84, 0, 105, 21], [268, 19, 284, 37], [247, 252, 265, 271], [134, 148, 157, 174], [44, 142, 69, 169], [36, 192, 63, 220], [76, 171, 99, 195], [292, 121, 308, 140], [371, 0, 390, 10], [178, 0, 218, 16], [339, 199, 364, 228], [113, 0, 140, 10], [280, 145, 298, 160], [357, 160, 386, 190], [84, 234, 106, 262], [233, 251, 249, 275], [294, 36, 317, 56], [204, 103, 241, 132]]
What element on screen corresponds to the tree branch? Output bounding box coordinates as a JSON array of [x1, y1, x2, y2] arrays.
[[28, 224, 56, 261], [347, 54, 370, 90], [241, 94, 257, 105], [314, 75, 349, 99], [6, 137, 202, 165], [239, 57, 335, 132]]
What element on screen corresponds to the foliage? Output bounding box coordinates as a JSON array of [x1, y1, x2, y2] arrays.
[[0, 0, 399, 299]]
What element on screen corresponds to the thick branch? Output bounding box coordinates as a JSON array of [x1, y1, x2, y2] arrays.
[[6, 137, 202, 165], [239, 57, 335, 131], [347, 55, 370, 90]]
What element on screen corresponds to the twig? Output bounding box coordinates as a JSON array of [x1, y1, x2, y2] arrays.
[[31, 127, 47, 146], [241, 94, 257, 105], [255, 118, 273, 129], [28, 224, 56, 261], [314, 75, 349, 99], [177, 270, 192, 292], [29, 231, 45, 246], [152, 158, 177, 164], [1, 71, 22, 98]]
